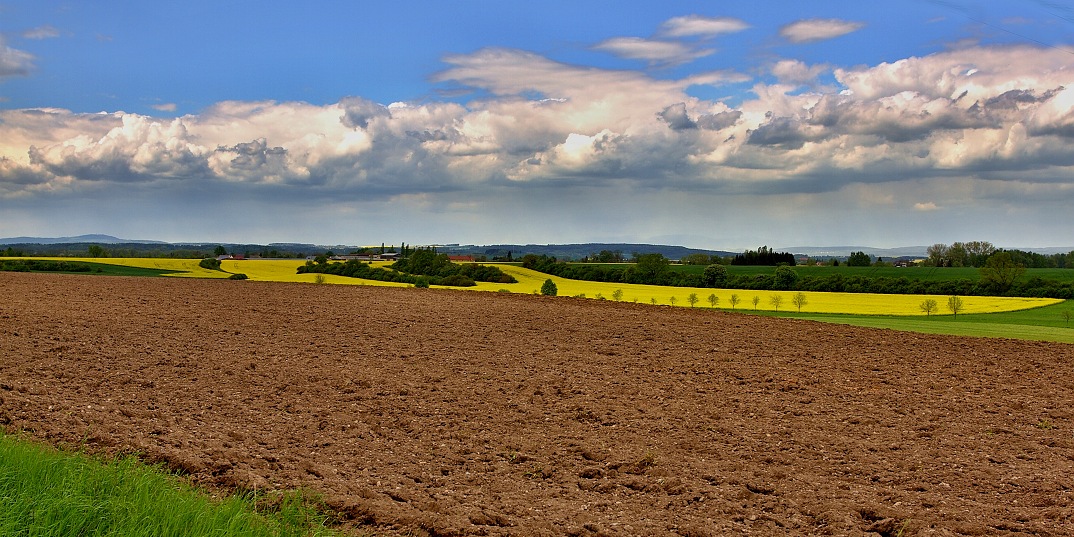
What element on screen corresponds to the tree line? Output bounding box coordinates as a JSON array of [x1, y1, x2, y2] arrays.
[[925, 241, 1074, 268], [522, 252, 1074, 299], [297, 247, 516, 287]]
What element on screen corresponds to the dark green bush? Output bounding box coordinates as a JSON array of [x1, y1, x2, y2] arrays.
[[199, 258, 222, 270]]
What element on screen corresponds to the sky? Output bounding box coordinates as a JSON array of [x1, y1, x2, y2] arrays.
[[1, 1, 1073, 250]]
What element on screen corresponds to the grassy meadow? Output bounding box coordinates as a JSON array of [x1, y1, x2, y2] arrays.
[[0, 431, 345, 537]]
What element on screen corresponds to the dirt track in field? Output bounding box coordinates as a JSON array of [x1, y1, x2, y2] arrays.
[[2, 272, 1073, 536]]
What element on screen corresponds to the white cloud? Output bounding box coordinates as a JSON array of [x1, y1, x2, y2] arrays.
[[1, 43, 1072, 234], [914, 202, 939, 211], [780, 19, 865, 43], [593, 37, 713, 66], [659, 15, 750, 38], [0, 37, 35, 79], [22, 25, 60, 39], [151, 103, 177, 112], [771, 59, 828, 85]]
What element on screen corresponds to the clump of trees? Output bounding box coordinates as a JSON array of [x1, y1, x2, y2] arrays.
[[198, 258, 222, 270], [730, 246, 796, 266], [297, 247, 516, 287], [846, 251, 872, 267]]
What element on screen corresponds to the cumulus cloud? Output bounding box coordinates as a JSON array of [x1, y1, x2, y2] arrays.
[[0, 37, 35, 79], [659, 15, 750, 38], [593, 37, 713, 66], [780, 18, 865, 43], [1, 43, 1073, 214]]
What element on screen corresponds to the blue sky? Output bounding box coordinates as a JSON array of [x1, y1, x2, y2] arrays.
[[2, 1, 1073, 249]]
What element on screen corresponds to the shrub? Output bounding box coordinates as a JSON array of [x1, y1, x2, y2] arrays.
[[228, 273, 248, 280], [199, 258, 222, 270], [540, 279, 558, 296], [437, 274, 476, 287]]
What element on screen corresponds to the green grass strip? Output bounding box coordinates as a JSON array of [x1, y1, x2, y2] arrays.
[[754, 300, 1074, 343], [0, 431, 343, 537]]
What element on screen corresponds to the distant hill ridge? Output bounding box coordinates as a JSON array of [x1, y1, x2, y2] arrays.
[[0, 234, 168, 245], [1, 236, 1071, 258]]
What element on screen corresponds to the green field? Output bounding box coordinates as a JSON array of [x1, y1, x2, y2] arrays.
[[0, 431, 345, 537], [598, 262, 1074, 284], [749, 301, 1074, 343]]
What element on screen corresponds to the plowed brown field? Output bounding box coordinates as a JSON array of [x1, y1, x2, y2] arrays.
[[2, 272, 1073, 536]]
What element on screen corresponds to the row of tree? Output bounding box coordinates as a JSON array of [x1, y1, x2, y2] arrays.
[[0, 259, 93, 273], [521, 253, 697, 286], [522, 253, 1074, 298], [925, 242, 1074, 268]]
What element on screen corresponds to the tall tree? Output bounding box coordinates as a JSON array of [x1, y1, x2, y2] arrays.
[[926, 243, 950, 267], [979, 252, 1025, 294]]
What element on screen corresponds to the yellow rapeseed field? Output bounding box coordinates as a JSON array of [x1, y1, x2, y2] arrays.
[[35, 257, 231, 278], [471, 265, 1061, 316], [218, 259, 407, 287]]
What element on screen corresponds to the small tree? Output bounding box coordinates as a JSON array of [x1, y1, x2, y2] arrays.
[[920, 298, 938, 316], [752, 295, 760, 310], [669, 296, 678, 306], [707, 294, 718, 308], [792, 292, 807, 312], [214, 245, 227, 256], [947, 295, 964, 317], [687, 293, 699, 307], [769, 294, 784, 311], [650, 297, 657, 305], [540, 278, 558, 296], [1062, 310, 1072, 327], [729, 294, 740, 310], [612, 289, 624, 301]]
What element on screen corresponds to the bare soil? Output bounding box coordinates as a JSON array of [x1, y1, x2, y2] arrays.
[[2, 272, 1072, 536]]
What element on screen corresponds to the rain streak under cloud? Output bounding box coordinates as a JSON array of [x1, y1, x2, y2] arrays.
[[1, 1, 1073, 249]]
